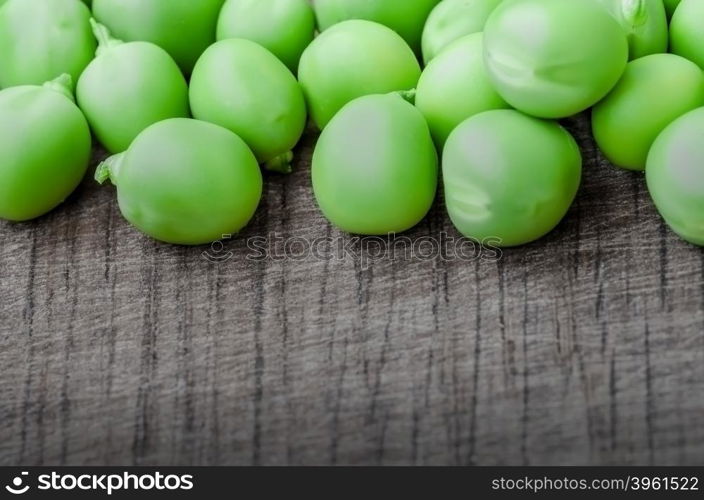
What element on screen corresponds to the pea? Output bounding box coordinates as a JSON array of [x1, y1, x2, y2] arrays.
[[189, 39, 307, 173], [92, 0, 225, 74], [483, 0, 628, 119], [443, 110, 582, 246], [77, 21, 189, 154], [96, 118, 263, 246], [2, 0, 92, 6], [664, 0, 682, 18], [298, 20, 421, 130], [670, 0, 704, 70], [421, 0, 503, 64], [217, 0, 315, 73], [646, 108, 704, 246], [312, 0, 440, 54], [0, 0, 96, 89], [416, 33, 509, 148], [592, 54, 704, 171], [312, 93, 438, 235], [0, 75, 91, 221], [592, 0, 668, 60]]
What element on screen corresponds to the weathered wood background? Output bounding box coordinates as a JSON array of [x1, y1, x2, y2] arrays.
[[0, 114, 702, 466]]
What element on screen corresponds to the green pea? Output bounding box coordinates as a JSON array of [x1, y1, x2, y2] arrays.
[[1, 0, 93, 7], [416, 33, 509, 148], [96, 118, 263, 246], [77, 21, 189, 154], [443, 110, 581, 246], [312, 93, 438, 235], [0, 75, 91, 221], [217, 0, 315, 73], [592, 0, 668, 60], [298, 20, 421, 130], [421, 0, 503, 64], [664, 0, 682, 18], [190, 38, 307, 173], [483, 0, 628, 119], [0, 0, 96, 89], [670, 0, 704, 70], [92, 0, 225, 74], [312, 0, 440, 54], [592, 54, 704, 171], [646, 108, 704, 246]]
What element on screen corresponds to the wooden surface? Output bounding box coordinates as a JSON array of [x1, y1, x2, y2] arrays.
[[0, 114, 703, 466]]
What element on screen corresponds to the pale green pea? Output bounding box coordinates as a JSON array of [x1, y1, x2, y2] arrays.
[[415, 33, 509, 147]]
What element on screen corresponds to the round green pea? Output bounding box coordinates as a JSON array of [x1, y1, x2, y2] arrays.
[[483, 0, 628, 118], [592, 0, 668, 60], [298, 20, 421, 130], [190, 38, 307, 173], [646, 108, 704, 246], [96, 118, 263, 246], [0, 0, 96, 89], [77, 21, 189, 154], [416, 33, 509, 148], [421, 0, 503, 64], [0, 75, 91, 221], [592, 54, 704, 171], [443, 110, 582, 246], [670, 0, 704, 70], [312, 93, 438, 235], [92, 0, 225, 74], [217, 0, 315, 73], [312, 0, 440, 54]]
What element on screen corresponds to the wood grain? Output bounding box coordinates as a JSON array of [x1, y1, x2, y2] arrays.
[[0, 114, 702, 466]]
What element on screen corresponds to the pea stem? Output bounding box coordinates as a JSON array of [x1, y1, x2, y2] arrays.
[[43, 74, 75, 103], [622, 0, 648, 29], [397, 89, 417, 105], [95, 153, 125, 186], [264, 151, 294, 174], [90, 18, 124, 56]]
